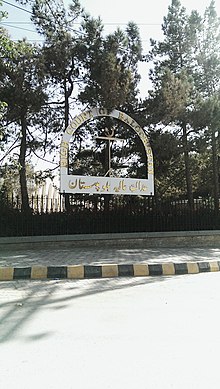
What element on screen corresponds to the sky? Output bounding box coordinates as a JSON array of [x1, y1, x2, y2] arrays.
[[1, 0, 220, 95], [1, 0, 220, 46]]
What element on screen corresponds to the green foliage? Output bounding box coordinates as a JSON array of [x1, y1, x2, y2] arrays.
[[0, 6, 10, 144], [0, 163, 35, 197], [148, 128, 182, 197], [69, 118, 147, 180], [79, 16, 142, 111], [144, 0, 220, 202], [1, 41, 47, 119], [1, 0, 220, 205], [146, 69, 196, 126], [194, 1, 220, 96], [0, 33, 51, 210]]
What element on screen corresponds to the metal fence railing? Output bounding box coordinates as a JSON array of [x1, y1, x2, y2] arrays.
[[0, 194, 219, 237]]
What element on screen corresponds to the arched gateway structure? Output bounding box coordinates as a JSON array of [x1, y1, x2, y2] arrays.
[[60, 108, 154, 196]]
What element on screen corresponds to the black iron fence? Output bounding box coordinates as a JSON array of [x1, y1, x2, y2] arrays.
[[0, 194, 219, 237]]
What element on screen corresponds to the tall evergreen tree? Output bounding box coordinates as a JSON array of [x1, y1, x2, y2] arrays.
[[193, 1, 220, 210], [0, 2, 9, 143], [145, 0, 203, 205], [24, 0, 83, 128], [0, 39, 48, 211], [78, 17, 142, 112]]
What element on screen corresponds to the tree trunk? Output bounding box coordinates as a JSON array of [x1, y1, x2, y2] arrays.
[[211, 126, 219, 212], [64, 78, 71, 211], [104, 138, 111, 212], [182, 122, 193, 209], [64, 78, 69, 130], [19, 114, 30, 212]]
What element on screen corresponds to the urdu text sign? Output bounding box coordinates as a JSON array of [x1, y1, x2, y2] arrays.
[[61, 175, 153, 196]]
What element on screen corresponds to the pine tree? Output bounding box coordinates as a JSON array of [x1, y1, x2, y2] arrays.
[[0, 39, 48, 211], [78, 17, 142, 112], [193, 1, 220, 210], [145, 0, 203, 205]]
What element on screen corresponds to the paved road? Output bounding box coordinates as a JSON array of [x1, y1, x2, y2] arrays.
[[0, 272, 220, 389], [1, 246, 220, 267]]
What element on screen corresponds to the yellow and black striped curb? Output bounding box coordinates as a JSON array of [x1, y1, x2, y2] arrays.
[[0, 261, 220, 281]]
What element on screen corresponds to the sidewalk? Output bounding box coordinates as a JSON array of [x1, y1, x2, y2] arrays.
[[1, 246, 220, 267], [1, 231, 220, 280]]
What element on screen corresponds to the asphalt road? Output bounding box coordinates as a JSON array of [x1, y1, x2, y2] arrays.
[[0, 272, 220, 389]]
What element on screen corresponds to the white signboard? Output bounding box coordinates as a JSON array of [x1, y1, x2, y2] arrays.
[[61, 175, 154, 196], [60, 108, 154, 196]]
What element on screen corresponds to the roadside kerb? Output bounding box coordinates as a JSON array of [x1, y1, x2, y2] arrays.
[[2, 230, 220, 250], [0, 260, 219, 281]]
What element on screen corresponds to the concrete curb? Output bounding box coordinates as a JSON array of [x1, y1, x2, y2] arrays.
[[0, 260, 219, 281], [2, 231, 220, 250]]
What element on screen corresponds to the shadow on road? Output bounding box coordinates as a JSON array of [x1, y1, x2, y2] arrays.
[[0, 275, 172, 344]]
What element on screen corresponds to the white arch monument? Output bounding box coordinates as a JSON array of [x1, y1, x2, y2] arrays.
[[60, 108, 154, 196]]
